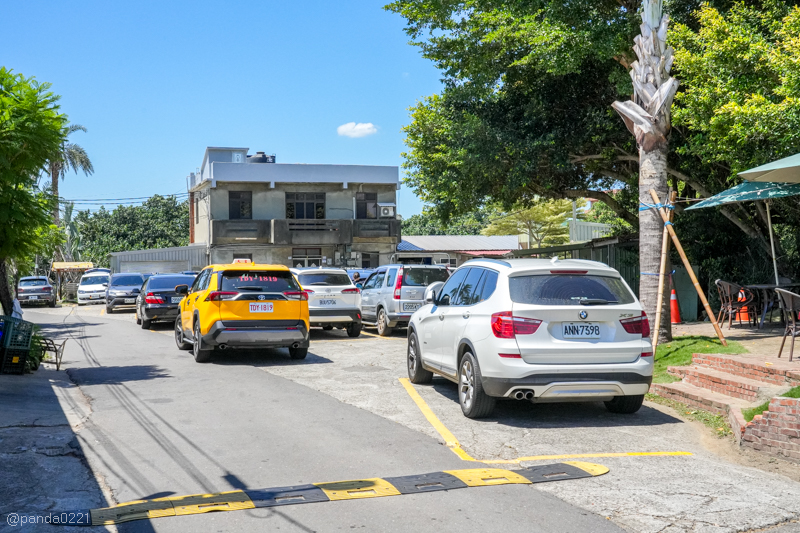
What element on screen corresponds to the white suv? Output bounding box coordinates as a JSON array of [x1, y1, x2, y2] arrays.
[[292, 268, 362, 337], [406, 258, 653, 418]]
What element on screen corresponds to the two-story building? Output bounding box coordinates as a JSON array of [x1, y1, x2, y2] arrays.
[[189, 147, 401, 268], [109, 147, 401, 273]]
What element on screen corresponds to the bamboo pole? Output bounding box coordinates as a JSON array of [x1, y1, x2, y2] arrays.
[[652, 190, 675, 353], [649, 189, 727, 346]]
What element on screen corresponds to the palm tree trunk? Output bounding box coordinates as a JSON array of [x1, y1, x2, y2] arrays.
[[51, 164, 59, 225], [0, 259, 14, 316], [639, 148, 672, 343]]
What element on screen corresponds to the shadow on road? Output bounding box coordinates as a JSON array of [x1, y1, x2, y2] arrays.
[[210, 348, 333, 367], [427, 378, 682, 429], [67, 365, 172, 385]]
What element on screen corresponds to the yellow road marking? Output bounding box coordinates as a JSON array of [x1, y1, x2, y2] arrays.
[[398, 377, 477, 461], [100, 307, 105, 315], [399, 377, 692, 464], [482, 451, 693, 464]]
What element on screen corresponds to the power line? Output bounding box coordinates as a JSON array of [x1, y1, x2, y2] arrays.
[[60, 192, 188, 202]]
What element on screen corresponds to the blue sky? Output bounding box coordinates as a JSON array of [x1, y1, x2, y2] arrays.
[[3, 0, 442, 216]]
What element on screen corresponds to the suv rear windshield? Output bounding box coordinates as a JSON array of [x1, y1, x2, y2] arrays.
[[80, 276, 109, 286], [403, 268, 449, 287], [148, 276, 195, 290], [220, 271, 299, 293], [509, 274, 635, 306], [297, 273, 352, 286], [111, 275, 144, 286], [20, 279, 47, 286]]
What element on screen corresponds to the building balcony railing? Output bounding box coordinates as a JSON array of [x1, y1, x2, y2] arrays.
[[210, 218, 401, 246]]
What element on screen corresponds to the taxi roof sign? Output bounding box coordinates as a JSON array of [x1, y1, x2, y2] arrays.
[[232, 258, 253, 264]]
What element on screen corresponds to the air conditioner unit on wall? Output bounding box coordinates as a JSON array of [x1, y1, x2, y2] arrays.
[[378, 203, 396, 218]]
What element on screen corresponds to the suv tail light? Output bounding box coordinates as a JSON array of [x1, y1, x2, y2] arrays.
[[145, 292, 165, 304], [42, 287, 52, 292], [18, 288, 24, 293], [205, 291, 238, 302], [394, 268, 404, 300], [304, 289, 315, 294], [342, 288, 360, 294], [283, 291, 309, 301], [491, 311, 542, 338], [620, 311, 650, 338]]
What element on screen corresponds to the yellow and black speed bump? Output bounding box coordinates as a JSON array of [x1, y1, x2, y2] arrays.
[[53, 462, 608, 526], [244, 484, 330, 508]]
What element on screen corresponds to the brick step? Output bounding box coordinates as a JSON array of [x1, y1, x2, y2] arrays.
[[650, 381, 753, 438], [692, 353, 800, 387], [667, 366, 786, 402]]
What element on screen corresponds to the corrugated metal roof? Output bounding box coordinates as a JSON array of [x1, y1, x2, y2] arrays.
[[400, 235, 519, 251]]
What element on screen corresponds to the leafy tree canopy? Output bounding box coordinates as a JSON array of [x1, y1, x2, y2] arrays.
[[402, 205, 497, 235], [74, 195, 189, 267], [0, 67, 67, 313], [482, 198, 580, 248]]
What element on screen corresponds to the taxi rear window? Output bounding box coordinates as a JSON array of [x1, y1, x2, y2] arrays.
[[220, 271, 299, 293]]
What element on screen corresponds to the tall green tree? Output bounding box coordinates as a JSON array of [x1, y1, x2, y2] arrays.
[[402, 205, 497, 235], [74, 195, 190, 266], [0, 67, 67, 314], [482, 199, 578, 248], [48, 123, 93, 225]]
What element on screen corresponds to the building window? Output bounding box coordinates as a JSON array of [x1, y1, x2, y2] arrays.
[[229, 191, 252, 220], [356, 193, 377, 219], [292, 248, 322, 267], [286, 193, 325, 219]]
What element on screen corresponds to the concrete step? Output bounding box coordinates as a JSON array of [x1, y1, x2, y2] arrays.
[[692, 353, 800, 387], [650, 381, 752, 437], [667, 366, 787, 403]]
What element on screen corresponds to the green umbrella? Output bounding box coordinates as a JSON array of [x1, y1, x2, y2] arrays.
[[686, 181, 800, 284], [739, 153, 800, 183]]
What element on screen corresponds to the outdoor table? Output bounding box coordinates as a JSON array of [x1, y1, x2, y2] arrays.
[[745, 283, 800, 329]]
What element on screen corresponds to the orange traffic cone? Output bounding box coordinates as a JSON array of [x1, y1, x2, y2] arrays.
[[734, 290, 750, 322], [670, 289, 682, 324]]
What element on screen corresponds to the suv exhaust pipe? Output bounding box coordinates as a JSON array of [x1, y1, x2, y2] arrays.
[[513, 390, 526, 400], [524, 391, 534, 401], [291, 342, 301, 349], [218, 344, 228, 350]]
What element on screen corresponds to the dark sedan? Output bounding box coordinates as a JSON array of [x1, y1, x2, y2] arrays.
[[105, 273, 145, 313], [135, 274, 196, 329], [17, 276, 56, 307]]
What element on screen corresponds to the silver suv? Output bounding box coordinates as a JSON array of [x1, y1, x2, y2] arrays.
[[360, 264, 450, 336], [406, 258, 653, 418]]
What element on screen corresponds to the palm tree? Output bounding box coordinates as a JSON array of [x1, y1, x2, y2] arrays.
[[611, 0, 678, 344], [48, 124, 93, 225]]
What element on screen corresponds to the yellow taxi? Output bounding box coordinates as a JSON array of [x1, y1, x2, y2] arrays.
[[174, 262, 310, 363]]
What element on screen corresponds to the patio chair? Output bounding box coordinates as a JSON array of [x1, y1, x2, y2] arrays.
[[776, 288, 800, 362], [715, 280, 757, 329]]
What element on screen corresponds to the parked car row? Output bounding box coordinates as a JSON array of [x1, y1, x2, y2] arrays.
[[66, 258, 654, 421]]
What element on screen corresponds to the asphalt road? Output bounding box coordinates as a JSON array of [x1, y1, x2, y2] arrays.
[[25, 305, 624, 533]]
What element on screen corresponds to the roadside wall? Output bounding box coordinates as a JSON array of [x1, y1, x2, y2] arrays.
[[741, 397, 800, 463]]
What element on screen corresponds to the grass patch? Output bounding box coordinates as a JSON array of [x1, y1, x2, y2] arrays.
[[742, 385, 800, 422], [653, 335, 747, 384], [645, 393, 733, 438]]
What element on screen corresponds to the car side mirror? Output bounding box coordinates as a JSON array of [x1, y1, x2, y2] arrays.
[[102, 283, 108, 287], [424, 281, 445, 305], [175, 285, 189, 295]]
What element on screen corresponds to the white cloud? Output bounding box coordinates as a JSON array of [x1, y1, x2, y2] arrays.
[[337, 122, 377, 138]]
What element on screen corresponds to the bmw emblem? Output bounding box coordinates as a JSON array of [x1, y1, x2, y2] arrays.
[[258, 295, 266, 300], [579, 310, 588, 320]]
